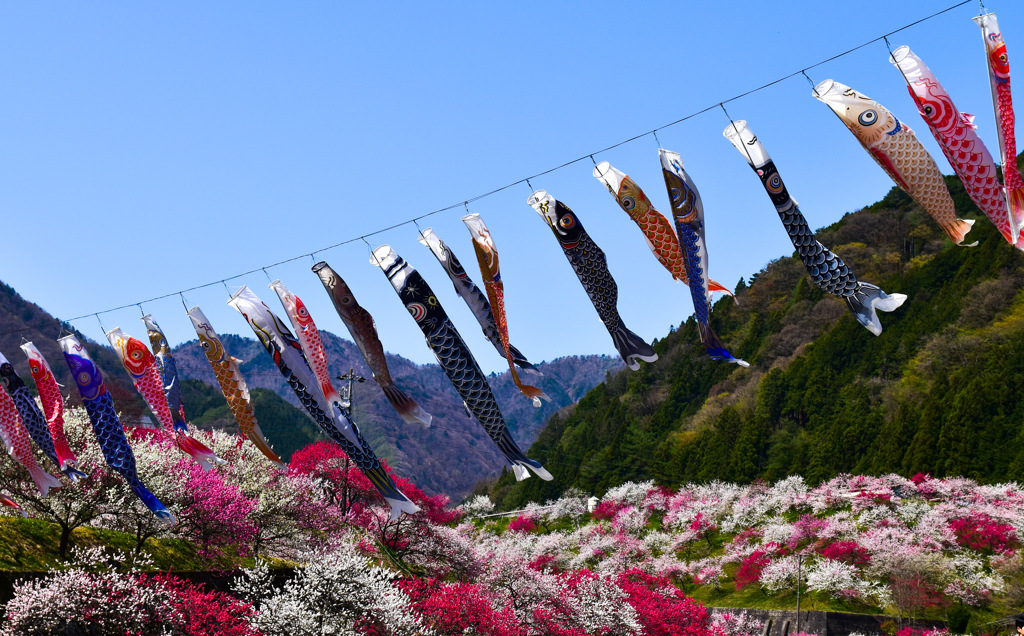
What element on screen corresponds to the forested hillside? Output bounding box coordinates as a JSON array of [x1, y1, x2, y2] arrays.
[[491, 162, 1024, 509]]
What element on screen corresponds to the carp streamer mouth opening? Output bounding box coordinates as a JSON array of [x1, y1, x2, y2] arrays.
[[890, 45, 912, 64], [814, 79, 837, 97]]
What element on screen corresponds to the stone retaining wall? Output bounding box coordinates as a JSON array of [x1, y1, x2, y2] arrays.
[[709, 607, 946, 636]]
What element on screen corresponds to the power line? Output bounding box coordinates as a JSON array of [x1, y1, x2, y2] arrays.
[[40, 0, 970, 326]]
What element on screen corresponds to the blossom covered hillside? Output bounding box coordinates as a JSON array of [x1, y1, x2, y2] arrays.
[[465, 475, 1022, 630], [0, 407, 1021, 634]]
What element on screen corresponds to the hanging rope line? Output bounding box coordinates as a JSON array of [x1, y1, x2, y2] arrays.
[[40, 0, 969, 326]]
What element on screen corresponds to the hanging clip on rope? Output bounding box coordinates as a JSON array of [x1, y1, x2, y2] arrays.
[[721, 103, 757, 167]]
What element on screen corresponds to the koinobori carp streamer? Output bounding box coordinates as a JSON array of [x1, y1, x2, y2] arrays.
[[59, 335, 174, 522], [0, 349, 86, 480], [187, 306, 284, 467], [593, 161, 733, 296], [462, 213, 548, 407], [312, 261, 433, 427], [658, 150, 748, 367], [724, 119, 906, 336], [891, 45, 1024, 251], [0, 372, 62, 497], [974, 12, 1024, 241], [228, 285, 419, 519], [528, 190, 658, 370], [105, 327, 225, 472], [371, 244, 552, 482], [20, 342, 82, 476], [418, 228, 537, 373], [141, 315, 188, 432], [813, 79, 975, 246]]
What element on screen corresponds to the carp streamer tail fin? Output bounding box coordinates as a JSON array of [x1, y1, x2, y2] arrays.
[[27, 465, 62, 498], [362, 464, 419, 520], [939, 216, 978, 247], [495, 429, 553, 482], [61, 465, 88, 482], [845, 283, 908, 336], [380, 383, 433, 428], [610, 321, 658, 371], [129, 482, 177, 525], [697, 322, 749, 367], [172, 431, 227, 471]]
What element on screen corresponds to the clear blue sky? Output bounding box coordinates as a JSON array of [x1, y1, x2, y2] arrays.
[[2, 1, 1019, 373]]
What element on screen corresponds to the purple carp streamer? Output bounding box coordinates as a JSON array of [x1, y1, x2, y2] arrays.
[[0, 376, 62, 497], [418, 228, 537, 373], [20, 342, 82, 476], [188, 306, 284, 467], [528, 190, 658, 370], [813, 79, 975, 246], [593, 161, 734, 297], [59, 335, 174, 522], [891, 46, 1024, 251], [975, 12, 1024, 241], [228, 286, 419, 519], [724, 120, 906, 336], [658, 150, 749, 367], [0, 350, 86, 480], [371, 245, 552, 482], [462, 213, 548, 407], [312, 261, 433, 427]]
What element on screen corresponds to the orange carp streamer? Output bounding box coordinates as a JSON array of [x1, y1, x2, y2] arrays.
[[188, 306, 284, 467], [463, 213, 548, 407], [594, 161, 733, 297]]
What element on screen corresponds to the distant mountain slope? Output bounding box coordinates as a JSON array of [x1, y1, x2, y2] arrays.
[[0, 282, 147, 422], [0, 278, 619, 500], [172, 331, 622, 499], [489, 163, 1024, 509]]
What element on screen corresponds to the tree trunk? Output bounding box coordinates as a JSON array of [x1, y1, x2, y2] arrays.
[[59, 524, 72, 561]]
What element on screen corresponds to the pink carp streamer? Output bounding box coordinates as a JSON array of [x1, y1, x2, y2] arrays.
[[0, 383, 62, 497], [20, 342, 82, 474], [188, 306, 284, 467], [0, 494, 25, 517], [462, 213, 548, 407], [269, 280, 347, 413], [975, 12, 1024, 241], [891, 45, 1024, 251], [593, 161, 734, 297], [813, 79, 975, 246], [105, 328, 224, 471]]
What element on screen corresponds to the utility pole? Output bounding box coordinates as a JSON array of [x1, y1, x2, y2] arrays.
[[796, 554, 803, 634], [335, 368, 365, 514], [336, 368, 366, 418]]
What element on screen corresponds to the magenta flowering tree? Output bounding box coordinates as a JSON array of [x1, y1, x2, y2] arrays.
[[172, 458, 256, 561], [507, 515, 536, 534], [948, 513, 1018, 555]]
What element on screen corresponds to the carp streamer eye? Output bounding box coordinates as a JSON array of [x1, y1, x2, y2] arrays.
[[77, 372, 92, 387], [340, 295, 353, 305], [408, 303, 427, 321], [767, 173, 784, 194], [858, 110, 878, 126], [559, 215, 576, 229], [621, 196, 636, 211]]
